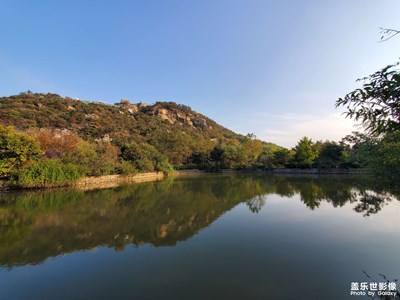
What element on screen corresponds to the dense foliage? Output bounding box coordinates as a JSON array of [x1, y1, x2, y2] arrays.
[[121, 141, 173, 173], [13, 159, 84, 187], [336, 61, 400, 135], [336, 60, 400, 178], [0, 126, 42, 177], [0, 124, 172, 187], [339, 131, 400, 177]]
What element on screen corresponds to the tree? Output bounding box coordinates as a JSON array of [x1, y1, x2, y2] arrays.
[[340, 132, 373, 168], [33, 129, 80, 159], [335, 30, 400, 176], [315, 141, 346, 168], [62, 140, 98, 175], [241, 137, 263, 166], [120, 141, 172, 173], [272, 149, 294, 168], [374, 131, 400, 176], [335, 61, 400, 135], [0, 125, 42, 177], [221, 144, 247, 169], [293, 137, 318, 168]]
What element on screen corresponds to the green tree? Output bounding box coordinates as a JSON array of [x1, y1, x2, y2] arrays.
[[207, 146, 225, 170], [0, 125, 42, 177], [375, 131, 400, 176], [315, 141, 346, 168], [293, 137, 318, 168], [272, 149, 294, 168], [189, 151, 210, 168], [62, 140, 98, 175], [340, 132, 375, 168], [336, 54, 400, 177], [352, 132, 400, 176], [335, 61, 400, 135], [121, 142, 173, 173], [221, 144, 247, 169]]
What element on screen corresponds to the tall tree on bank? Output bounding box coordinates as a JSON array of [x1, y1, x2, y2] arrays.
[[293, 137, 318, 168]]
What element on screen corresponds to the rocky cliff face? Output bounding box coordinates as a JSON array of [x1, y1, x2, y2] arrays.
[[115, 99, 211, 130]]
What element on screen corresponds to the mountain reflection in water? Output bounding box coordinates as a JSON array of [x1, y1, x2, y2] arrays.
[[0, 174, 398, 268]]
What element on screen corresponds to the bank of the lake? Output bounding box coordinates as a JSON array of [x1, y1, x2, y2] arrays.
[[0, 171, 165, 191]]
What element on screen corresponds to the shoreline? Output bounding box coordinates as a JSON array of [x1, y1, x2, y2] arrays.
[[1, 171, 165, 191], [1, 168, 372, 191]]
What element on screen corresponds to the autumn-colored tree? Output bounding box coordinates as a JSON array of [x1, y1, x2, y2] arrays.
[[33, 129, 80, 159], [242, 138, 263, 166]]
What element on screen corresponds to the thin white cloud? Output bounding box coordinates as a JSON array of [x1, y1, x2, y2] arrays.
[[258, 113, 358, 148]]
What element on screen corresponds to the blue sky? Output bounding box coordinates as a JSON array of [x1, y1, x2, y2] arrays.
[[1, 1, 399, 147]]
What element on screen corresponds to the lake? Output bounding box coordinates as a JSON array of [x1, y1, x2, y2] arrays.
[[0, 174, 399, 300]]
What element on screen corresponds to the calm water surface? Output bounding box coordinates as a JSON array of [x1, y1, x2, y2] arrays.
[[0, 174, 399, 300]]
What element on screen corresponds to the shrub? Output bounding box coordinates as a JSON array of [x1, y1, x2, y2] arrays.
[[117, 160, 137, 175], [13, 159, 85, 187]]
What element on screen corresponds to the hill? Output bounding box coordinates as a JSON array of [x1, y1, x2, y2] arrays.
[[0, 92, 283, 185], [0, 93, 249, 163]]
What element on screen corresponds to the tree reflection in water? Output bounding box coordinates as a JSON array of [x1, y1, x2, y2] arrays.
[[0, 174, 398, 268]]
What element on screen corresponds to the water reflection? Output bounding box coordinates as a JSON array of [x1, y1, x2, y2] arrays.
[[0, 174, 398, 268]]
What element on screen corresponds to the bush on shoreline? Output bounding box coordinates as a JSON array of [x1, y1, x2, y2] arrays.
[[11, 159, 85, 187]]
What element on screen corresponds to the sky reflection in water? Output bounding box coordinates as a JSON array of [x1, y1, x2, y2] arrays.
[[0, 174, 399, 300]]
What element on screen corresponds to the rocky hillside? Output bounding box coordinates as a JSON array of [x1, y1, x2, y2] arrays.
[[0, 92, 248, 165]]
